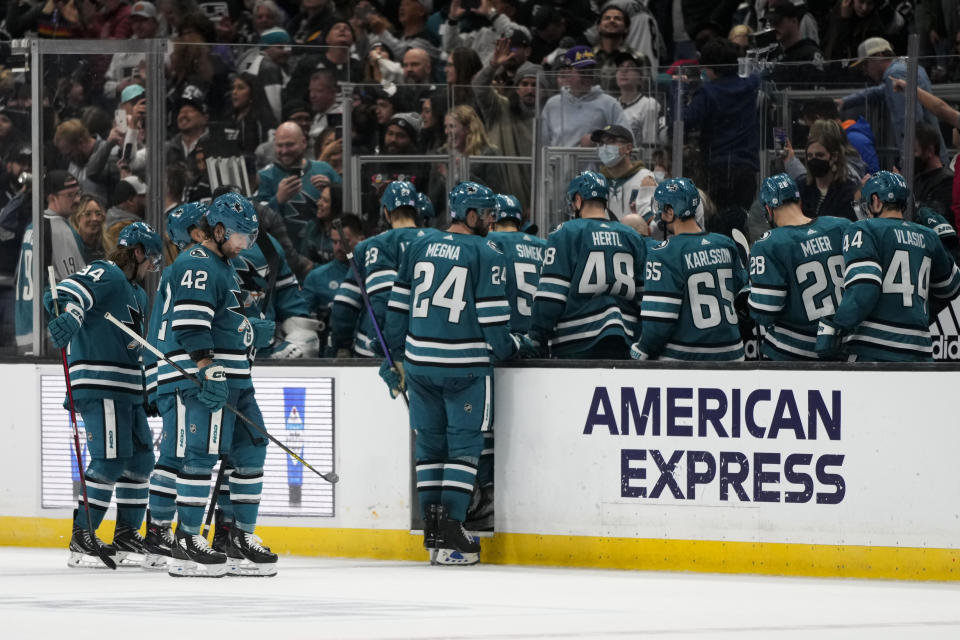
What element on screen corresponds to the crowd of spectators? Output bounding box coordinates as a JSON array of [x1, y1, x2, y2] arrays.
[[6, 0, 960, 356]]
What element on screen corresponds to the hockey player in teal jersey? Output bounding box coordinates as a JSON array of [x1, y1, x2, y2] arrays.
[[383, 181, 521, 565], [302, 213, 364, 328], [630, 177, 747, 361], [42, 221, 161, 568], [528, 171, 647, 359], [816, 171, 960, 361], [748, 173, 850, 360], [328, 181, 432, 357], [151, 192, 278, 577]]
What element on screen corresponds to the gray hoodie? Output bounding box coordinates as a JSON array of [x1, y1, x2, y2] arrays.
[[540, 85, 630, 148]]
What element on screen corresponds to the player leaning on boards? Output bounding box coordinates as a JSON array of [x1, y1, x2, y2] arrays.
[[44, 222, 162, 568], [630, 177, 747, 361], [149, 192, 278, 577], [815, 171, 960, 361], [526, 171, 648, 359], [748, 173, 850, 360], [382, 181, 523, 566]]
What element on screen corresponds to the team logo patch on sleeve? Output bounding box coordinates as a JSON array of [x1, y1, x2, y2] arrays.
[[487, 240, 504, 254], [189, 247, 208, 258]]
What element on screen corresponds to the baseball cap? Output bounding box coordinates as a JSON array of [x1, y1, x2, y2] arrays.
[[590, 124, 634, 144], [259, 27, 292, 46], [388, 112, 422, 139], [766, 0, 805, 21], [509, 28, 531, 48], [563, 46, 596, 69], [613, 50, 649, 68], [851, 36, 894, 67], [44, 170, 79, 195], [178, 84, 209, 114], [122, 175, 147, 195], [120, 84, 145, 104], [130, 1, 157, 19]]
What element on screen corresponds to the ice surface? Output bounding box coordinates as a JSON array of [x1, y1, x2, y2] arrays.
[[1, 548, 960, 639]]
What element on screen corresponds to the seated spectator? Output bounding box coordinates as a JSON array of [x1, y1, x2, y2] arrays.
[[530, 6, 567, 65], [103, 176, 147, 253], [592, 4, 646, 91], [914, 121, 955, 219], [591, 124, 652, 220], [825, 0, 906, 62], [800, 98, 878, 177], [307, 69, 343, 146], [683, 38, 761, 212], [441, 0, 527, 66], [223, 72, 278, 156], [432, 104, 507, 198], [256, 121, 341, 249], [302, 213, 365, 324], [315, 127, 344, 177], [419, 92, 449, 153], [768, 0, 825, 87], [373, 89, 400, 151], [446, 47, 483, 112], [252, 0, 286, 37], [166, 31, 230, 133], [102, 1, 158, 102], [237, 27, 294, 123], [53, 119, 116, 204], [286, 18, 364, 101], [367, 0, 440, 64], [397, 47, 437, 112], [70, 194, 107, 263], [288, 0, 337, 44], [365, 38, 404, 85], [255, 100, 313, 168], [540, 46, 629, 148], [615, 50, 663, 149], [797, 121, 858, 221], [362, 113, 428, 231], [301, 181, 342, 265]]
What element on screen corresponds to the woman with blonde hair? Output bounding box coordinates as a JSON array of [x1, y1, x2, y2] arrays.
[[69, 195, 107, 262], [797, 119, 858, 221], [430, 105, 507, 212]]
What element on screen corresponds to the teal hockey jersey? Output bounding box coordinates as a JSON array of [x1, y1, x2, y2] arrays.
[[256, 160, 341, 244], [486, 230, 547, 333], [47, 260, 147, 403], [639, 232, 747, 361], [232, 234, 308, 322], [529, 218, 647, 356], [834, 217, 960, 361], [147, 245, 254, 396], [302, 258, 350, 314], [385, 231, 517, 377], [14, 223, 34, 352], [748, 216, 850, 360], [330, 227, 431, 356]]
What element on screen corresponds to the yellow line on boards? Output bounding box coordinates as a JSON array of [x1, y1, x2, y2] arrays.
[[2, 517, 958, 581]]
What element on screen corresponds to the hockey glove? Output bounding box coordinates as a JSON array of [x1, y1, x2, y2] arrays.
[[378, 359, 406, 399], [515, 334, 543, 359], [197, 362, 229, 412], [48, 308, 83, 349], [814, 319, 844, 360], [248, 317, 276, 349], [143, 401, 160, 418], [629, 341, 650, 361]]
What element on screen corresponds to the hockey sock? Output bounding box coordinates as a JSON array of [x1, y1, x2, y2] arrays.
[[76, 474, 114, 531], [477, 433, 494, 487], [441, 459, 478, 522], [415, 460, 443, 519], [217, 465, 235, 523], [230, 470, 263, 533], [175, 470, 211, 534], [148, 465, 178, 525], [115, 474, 149, 529]]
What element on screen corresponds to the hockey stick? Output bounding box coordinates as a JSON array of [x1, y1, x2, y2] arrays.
[[200, 459, 228, 541], [333, 219, 409, 408], [48, 267, 118, 570], [104, 312, 339, 484]]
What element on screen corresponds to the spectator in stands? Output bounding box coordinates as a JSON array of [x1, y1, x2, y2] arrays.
[[224, 72, 278, 157], [436, 104, 507, 194], [398, 47, 437, 112], [839, 37, 947, 163], [315, 127, 344, 176], [92, 0, 134, 39], [368, 0, 440, 63], [824, 0, 889, 61], [70, 194, 106, 262], [728, 24, 750, 50], [307, 69, 343, 145], [237, 27, 293, 123], [540, 46, 629, 148], [796, 120, 858, 221], [40, 171, 85, 279], [615, 51, 662, 149], [365, 38, 404, 85], [683, 38, 760, 212], [447, 47, 483, 111], [800, 99, 879, 176], [768, 0, 825, 86], [592, 124, 654, 220], [0, 107, 28, 169], [253, 0, 285, 37], [287, 18, 363, 102], [302, 212, 365, 318], [102, 176, 147, 253], [914, 121, 955, 219], [441, 0, 527, 66], [362, 113, 428, 230], [166, 32, 221, 132], [300, 183, 342, 265], [593, 4, 645, 91], [102, 1, 157, 102], [288, 0, 337, 44], [420, 92, 450, 153], [257, 121, 341, 247], [530, 6, 567, 65], [53, 119, 116, 204], [373, 89, 400, 152]]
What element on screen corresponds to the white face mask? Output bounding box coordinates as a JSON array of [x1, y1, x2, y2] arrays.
[[653, 170, 666, 183], [598, 144, 622, 167]]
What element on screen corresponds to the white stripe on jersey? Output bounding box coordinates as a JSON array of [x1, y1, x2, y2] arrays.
[[775, 326, 817, 343], [174, 304, 215, 315], [552, 317, 632, 344], [405, 353, 489, 364], [70, 378, 143, 391], [859, 320, 929, 337], [172, 318, 212, 329], [748, 286, 787, 297], [406, 336, 489, 351], [476, 300, 510, 309], [557, 308, 636, 330], [849, 333, 932, 353], [334, 294, 362, 308], [643, 295, 684, 305], [641, 309, 680, 319], [69, 363, 140, 375], [367, 270, 397, 286], [665, 341, 742, 354], [845, 272, 882, 286], [534, 291, 567, 302], [765, 333, 817, 358], [538, 276, 570, 289], [844, 261, 881, 277], [747, 299, 784, 313]]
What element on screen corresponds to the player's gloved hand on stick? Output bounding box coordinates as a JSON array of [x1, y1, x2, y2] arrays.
[[198, 361, 229, 411], [248, 317, 276, 349], [814, 319, 843, 359], [378, 359, 405, 399], [514, 333, 542, 359], [629, 341, 649, 361], [48, 307, 83, 349], [143, 401, 159, 418]]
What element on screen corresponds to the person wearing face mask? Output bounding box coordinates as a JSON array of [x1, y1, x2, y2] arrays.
[[797, 120, 859, 221], [590, 124, 651, 221], [912, 121, 955, 220]]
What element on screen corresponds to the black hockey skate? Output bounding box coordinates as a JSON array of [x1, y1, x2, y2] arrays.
[[168, 527, 227, 578], [433, 507, 480, 566], [464, 484, 494, 532], [212, 509, 231, 554], [423, 503, 441, 563], [67, 522, 116, 569], [142, 523, 174, 571], [112, 524, 148, 567], [226, 525, 278, 577]]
